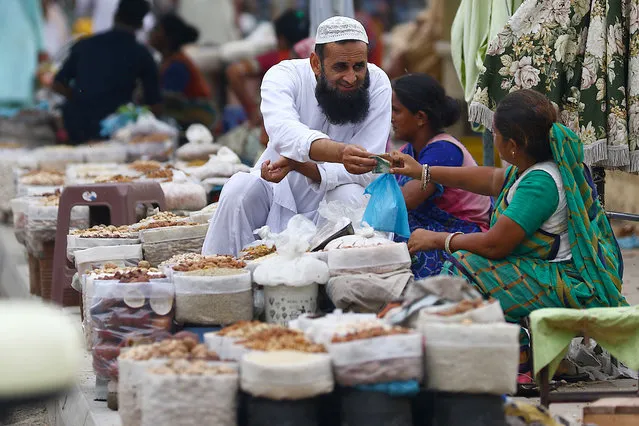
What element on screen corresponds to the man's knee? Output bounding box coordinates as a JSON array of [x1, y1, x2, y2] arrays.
[[219, 172, 270, 209], [325, 184, 367, 206]]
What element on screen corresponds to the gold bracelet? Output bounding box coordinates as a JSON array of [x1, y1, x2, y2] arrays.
[[445, 232, 463, 255], [421, 164, 430, 190]]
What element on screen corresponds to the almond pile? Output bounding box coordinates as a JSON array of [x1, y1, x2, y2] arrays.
[[217, 321, 278, 339], [148, 360, 235, 376], [71, 224, 138, 239], [20, 170, 65, 186], [239, 244, 277, 261], [331, 322, 411, 343], [145, 167, 173, 180], [133, 212, 196, 230], [94, 174, 137, 183], [129, 160, 163, 173], [130, 133, 172, 144], [120, 337, 219, 361], [434, 299, 486, 317], [171, 255, 246, 272], [237, 328, 326, 353]]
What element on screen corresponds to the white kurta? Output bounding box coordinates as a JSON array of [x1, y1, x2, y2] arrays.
[[203, 59, 392, 256]]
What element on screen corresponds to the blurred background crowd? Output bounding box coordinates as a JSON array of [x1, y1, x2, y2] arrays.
[[1, 0, 464, 150]]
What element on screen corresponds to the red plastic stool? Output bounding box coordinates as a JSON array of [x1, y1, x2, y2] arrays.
[[51, 182, 166, 306]]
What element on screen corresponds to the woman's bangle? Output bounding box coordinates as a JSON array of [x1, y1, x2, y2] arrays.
[[421, 164, 431, 190], [445, 232, 463, 255]]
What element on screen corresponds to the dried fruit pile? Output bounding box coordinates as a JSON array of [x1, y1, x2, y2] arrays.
[[239, 244, 277, 261]]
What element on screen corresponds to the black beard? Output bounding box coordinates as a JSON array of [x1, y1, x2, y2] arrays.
[[315, 70, 371, 125]]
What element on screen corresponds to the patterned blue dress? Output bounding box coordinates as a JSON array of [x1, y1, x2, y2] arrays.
[[393, 141, 486, 279]]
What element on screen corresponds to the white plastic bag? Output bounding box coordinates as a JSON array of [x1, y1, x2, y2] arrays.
[[159, 170, 207, 211], [176, 124, 222, 161]]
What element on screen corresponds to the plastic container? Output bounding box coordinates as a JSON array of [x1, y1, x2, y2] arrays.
[[340, 387, 413, 426], [263, 284, 318, 326]]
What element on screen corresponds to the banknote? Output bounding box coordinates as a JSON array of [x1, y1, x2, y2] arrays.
[[371, 155, 391, 174]]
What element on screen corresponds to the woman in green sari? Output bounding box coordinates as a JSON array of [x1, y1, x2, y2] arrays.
[[389, 89, 627, 380]]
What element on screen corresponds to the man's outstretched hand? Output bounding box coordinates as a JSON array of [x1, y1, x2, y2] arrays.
[[340, 144, 377, 174], [261, 157, 293, 183]]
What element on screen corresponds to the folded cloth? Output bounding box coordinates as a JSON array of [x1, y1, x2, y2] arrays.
[[327, 270, 413, 313], [530, 306, 639, 382]]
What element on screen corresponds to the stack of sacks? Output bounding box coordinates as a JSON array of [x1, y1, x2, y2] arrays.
[[326, 235, 413, 313]]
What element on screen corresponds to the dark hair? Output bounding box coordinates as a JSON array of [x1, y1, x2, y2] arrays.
[[392, 73, 460, 131], [274, 9, 310, 47], [159, 13, 199, 51], [115, 0, 150, 29], [494, 89, 557, 163]]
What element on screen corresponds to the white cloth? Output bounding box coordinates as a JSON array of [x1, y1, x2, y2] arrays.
[[506, 161, 571, 262], [203, 59, 391, 256], [310, 0, 355, 39]]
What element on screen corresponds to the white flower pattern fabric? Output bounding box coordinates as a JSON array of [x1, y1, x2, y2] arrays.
[[470, 0, 639, 172]]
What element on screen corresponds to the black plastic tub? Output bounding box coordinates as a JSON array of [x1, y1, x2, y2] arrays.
[[340, 387, 413, 426]]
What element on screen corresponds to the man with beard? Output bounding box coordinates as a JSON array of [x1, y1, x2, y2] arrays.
[[203, 16, 391, 256]]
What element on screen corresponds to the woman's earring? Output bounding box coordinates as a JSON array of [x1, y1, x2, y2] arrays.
[[512, 151, 516, 157]]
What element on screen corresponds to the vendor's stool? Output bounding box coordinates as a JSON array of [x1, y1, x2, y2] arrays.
[[526, 309, 639, 407], [51, 182, 166, 306]]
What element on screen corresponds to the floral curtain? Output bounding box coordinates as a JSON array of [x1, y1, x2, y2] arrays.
[[469, 0, 639, 173]]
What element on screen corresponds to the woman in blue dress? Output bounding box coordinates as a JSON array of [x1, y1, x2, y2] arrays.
[[391, 74, 491, 278]]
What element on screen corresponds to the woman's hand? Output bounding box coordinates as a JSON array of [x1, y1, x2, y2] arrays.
[[407, 229, 446, 254], [389, 151, 423, 180]]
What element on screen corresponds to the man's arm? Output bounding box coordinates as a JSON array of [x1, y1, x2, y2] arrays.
[[315, 68, 392, 191], [260, 62, 331, 163], [226, 59, 262, 126], [261, 62, 378, 172]]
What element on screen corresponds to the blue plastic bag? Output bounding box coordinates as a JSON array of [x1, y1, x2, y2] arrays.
[[362, 174, 410, 238]]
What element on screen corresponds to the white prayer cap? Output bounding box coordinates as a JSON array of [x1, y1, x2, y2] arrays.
[[315, 16, 368, 45]]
